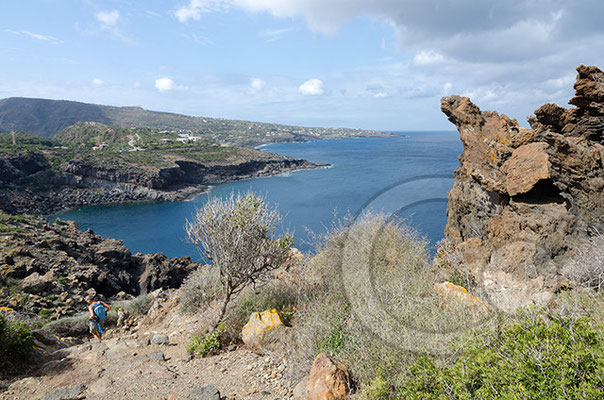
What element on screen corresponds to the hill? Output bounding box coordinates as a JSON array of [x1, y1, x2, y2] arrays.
[[0, 124, 324, 215], [0, 97, 389, 147]]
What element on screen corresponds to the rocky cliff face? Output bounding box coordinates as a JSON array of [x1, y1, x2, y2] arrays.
[[441, 65, 603, 310], [0, 151, 320, 215], [0, 212, 198, 319]]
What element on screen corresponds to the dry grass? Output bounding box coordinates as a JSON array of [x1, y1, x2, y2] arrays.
[[562, 231, 604, 292], [291, 213, 492, 385]]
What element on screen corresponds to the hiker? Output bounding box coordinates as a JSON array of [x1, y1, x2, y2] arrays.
[[87, 295, 111, 340]]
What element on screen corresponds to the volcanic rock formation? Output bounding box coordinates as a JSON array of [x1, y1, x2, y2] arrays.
[[441, 65, 604, 310]]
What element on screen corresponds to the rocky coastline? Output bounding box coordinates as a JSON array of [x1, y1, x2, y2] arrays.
[[0, 153, 324, 216], [0, 211, 198, 322]]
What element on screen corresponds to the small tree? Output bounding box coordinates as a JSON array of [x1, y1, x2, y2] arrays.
[[185, 191, 294, 327]]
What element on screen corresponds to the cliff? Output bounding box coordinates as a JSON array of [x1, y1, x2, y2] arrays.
[[0, 211, 198, 320], [441, 65, 604, 310], [0, 126, 323, 215]]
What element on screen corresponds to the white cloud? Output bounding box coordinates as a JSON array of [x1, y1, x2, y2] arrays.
[[258, 27, 295, 42], [4, 29, 61, 44], [249, 78, 266, 92], [155, 77, 176, 92], [175, 0, 228, 22], [95, 10, 120, 27], [92, 78, 104, 86], [299, 79, 324, 95], [413, 50, 445, 66]]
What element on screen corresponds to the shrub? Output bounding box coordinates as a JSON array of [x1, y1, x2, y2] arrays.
[[0, 312, 33, 374], [185, 191, 293, 327], [396, 313, 604, 400], [113, 294, 153, 316], [187, 322, 225, 358], [293, 213, 491, 385], [433, 239, 477, 291], [43, 313, 89, 337], [180, 266, 223, 314], [562, 232, 604, 292]]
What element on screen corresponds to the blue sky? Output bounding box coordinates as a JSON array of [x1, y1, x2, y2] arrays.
[[1, 1, 603, 130]]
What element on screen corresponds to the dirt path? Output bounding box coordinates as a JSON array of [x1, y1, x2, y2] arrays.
[[2, 301, 296, 399]]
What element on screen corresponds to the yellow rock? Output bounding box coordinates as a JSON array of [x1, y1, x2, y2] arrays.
[[242, 308, 284, 348], [434, 281, 490, 311]]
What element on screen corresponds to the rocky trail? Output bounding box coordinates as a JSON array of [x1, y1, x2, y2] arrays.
[[2, 297, 296, 400]]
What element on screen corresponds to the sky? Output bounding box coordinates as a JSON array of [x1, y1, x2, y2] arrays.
[[1, 0, 603, 131]]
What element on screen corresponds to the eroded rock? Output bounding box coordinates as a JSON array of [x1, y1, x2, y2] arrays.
[[441, 65, 604, 310]]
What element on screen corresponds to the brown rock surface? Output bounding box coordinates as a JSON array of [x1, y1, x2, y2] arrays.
[[441, 65, 604, 311], [305, 353, 350, 400]]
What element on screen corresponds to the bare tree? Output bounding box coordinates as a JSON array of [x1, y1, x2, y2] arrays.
[[185, 191, 293, 327]]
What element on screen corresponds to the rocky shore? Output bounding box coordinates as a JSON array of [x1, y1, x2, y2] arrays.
[[0, 152, 323, 216], [0, 211, 198, 320]]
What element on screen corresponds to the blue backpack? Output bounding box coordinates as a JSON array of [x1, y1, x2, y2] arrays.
[[93, 302, 107, 322]]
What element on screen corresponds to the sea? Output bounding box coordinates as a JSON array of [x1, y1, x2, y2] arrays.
[[52, 131, 462, 261]]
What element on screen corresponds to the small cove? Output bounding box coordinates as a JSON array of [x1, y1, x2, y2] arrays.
[[53, 131, 462, 260]]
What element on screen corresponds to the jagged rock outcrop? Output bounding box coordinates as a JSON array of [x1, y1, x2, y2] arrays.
[[0, 212, 197, 319], [441, 65, 603, 311]]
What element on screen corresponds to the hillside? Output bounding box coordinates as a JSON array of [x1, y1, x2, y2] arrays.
[[0, 97, 390, 147], [0, 123, 324, 215]]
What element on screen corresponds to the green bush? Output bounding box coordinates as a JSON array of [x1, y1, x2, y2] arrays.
[[0, 313, 33, 374], [187, 323, 225, 358], [396, 313, 604, 400]]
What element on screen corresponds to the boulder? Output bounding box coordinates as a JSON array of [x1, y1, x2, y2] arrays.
[[305, 353, 351, 400], [21, 271, 54, 294], [433, 282, 490, 312], [151, 333, 170, 345], [242, 308, 286, 349], [40, 384, 87, 400], [502, 143, 550, 196], [188, 385, 220, 400]]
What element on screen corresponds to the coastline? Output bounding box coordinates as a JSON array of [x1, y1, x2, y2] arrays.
[[1, 157, 328, 217]]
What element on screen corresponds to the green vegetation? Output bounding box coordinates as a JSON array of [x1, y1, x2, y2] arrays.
[[56, 277, 69, 286], [0, 97, 388, 146], [0, 312, 33, 374], [187, 322, 225, 358], [395, 314, 603, 400]]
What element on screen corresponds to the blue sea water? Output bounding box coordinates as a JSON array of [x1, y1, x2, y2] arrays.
[[53, 131, 462, 260]]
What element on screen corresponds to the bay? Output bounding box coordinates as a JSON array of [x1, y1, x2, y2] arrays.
[[52, 131, 462, 260]]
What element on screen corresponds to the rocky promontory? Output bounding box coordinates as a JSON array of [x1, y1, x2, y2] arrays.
[[441, 65, 603, 310], [0, 211, 198, 320], [0, 124, 324, 215]]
